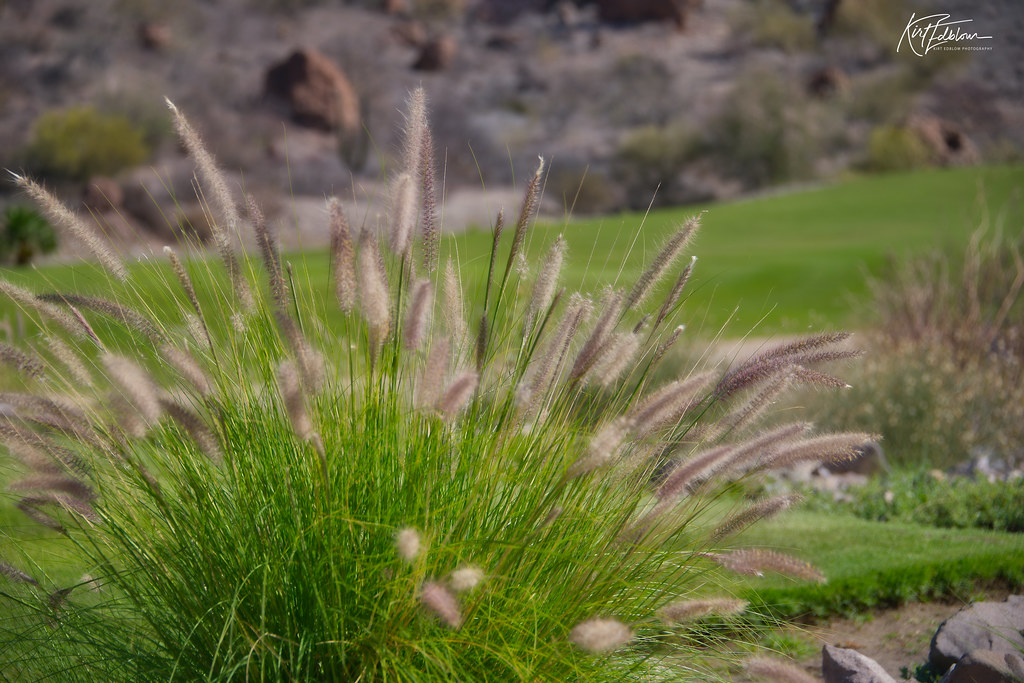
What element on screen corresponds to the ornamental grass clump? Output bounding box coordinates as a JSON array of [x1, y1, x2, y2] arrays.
[[0, 90, 868, 681]]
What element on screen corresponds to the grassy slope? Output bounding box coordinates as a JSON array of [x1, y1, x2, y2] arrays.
[[1, 165, 1021, 339]]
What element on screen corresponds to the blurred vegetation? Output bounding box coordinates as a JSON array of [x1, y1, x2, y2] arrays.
[[22, 106, 149, 181], [0, 206, 57, 267]]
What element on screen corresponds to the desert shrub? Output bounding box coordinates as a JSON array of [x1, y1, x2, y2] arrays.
[[730, 0, 816, 54], [0, 206, 57, 266], [813, 231, 1024, 469], [699, 70, 818, 189], [864, 125, 931, 171], [804, 470, 1024, 532], [23, 106, 149, 181], [0, 93, 864, 680], [547, 165, 623, 215], [615, 123, 697, 210]]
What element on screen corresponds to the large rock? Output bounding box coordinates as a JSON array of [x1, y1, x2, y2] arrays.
[[822, 644, 897, 683], [595, 0, 694, 30], [412, 36, 458, 71], [908, 116, 981, 166], [83, 177, 124, 212], [264, 49, 361, 136], [930, 596, 1024, 674], [940, 649, 1018, 683]]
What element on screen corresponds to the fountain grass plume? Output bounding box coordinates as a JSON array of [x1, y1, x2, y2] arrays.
[[0, 91, 871, 681]]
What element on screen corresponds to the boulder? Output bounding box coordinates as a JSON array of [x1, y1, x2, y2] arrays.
[[807, 66, 850, 98], [391, 20, 426, 47], [594, 0, 694, 30], [413, 36, 458, 71], [930, 596, 1024, 674], [264, 49, 361, 136], [83, 177, 123, 212], [908, 116, 981, 166], [822, 644, 897, 683], [940, 649, 1018, 683], [137, 21, 171, 51]]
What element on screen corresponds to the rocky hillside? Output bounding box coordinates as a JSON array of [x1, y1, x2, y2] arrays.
[[0, 0, 1020, 252]]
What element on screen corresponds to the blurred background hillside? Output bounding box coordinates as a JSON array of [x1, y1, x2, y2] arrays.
[[0, 0, 1021, 251]]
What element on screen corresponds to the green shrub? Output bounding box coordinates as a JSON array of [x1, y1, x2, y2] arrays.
[[615, 123, 697, 210], [23, 106, 149, 180], [805, 471, 1024, 532], [865, 125, 931, 171], [0, 93, 862, 680], [731, 0, 816, 54], [699, 70, 818, 188], [0, 206, 57, 266]]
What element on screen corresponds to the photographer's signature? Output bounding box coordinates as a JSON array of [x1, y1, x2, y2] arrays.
[[897, 13, 993, 56]]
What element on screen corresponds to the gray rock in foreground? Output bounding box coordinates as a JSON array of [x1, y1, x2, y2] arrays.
[[822, 644, 896, 683], [939, 649, 1018, 683], [930, 596, 1024, 673]]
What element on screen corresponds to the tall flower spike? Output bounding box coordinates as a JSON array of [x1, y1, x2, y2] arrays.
[[357, 233, 391, 351], [164, 247, 212, 349], [38, 293, 164, 344], [525, 235, 565, 329], [328, 197, 357, 313], [625, 215, 700, 310], [442, 260, 467, 346], [417, 337, 450, 410], [419, 126, 439, 274], [0, 343, 44, 380], [388, 172, 417, 257], [506, 157, 545, 274], [165, 99, 253, 311], [102, 353, 162, 425], [709, 494, 803, 543], [403, 279, 432, 351], [11, 173, 127, 281], [277, 360, 313, 442], [0, 280, 89, 340], [654, 255, 696, 330], [437, 371, 478, 417]]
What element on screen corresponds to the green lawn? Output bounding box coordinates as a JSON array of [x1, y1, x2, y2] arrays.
[[2, 165, 1022, 339], [719, 510, 1024, 620]]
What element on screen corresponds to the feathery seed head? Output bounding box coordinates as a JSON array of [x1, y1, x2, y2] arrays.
[[358, 233, 391, 346], [438, 371, 478, 417], [102, 353, 161, 425], [744, 657, 819, 683], [658, 598, 748, 625], [416, 336, 450, 410], [709, 494, 803, 542], [0, 343, 44, 380], [567, 417, 628, 478], [403, 279, 433, 351], [626, 216, 700, 310], [277, 360, 313, 441], [442, 260, 467, 345], [328, 197, 357, 313], [449, 565, 484, 592], [0, 559, 39, 586], [526, 235, 565, 328], [395, 527, 421, 563], [568, 618, 632, 653], [420, 580, 462, 629], [388, 172, 417, 256], [704, 549, 825, 583]]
